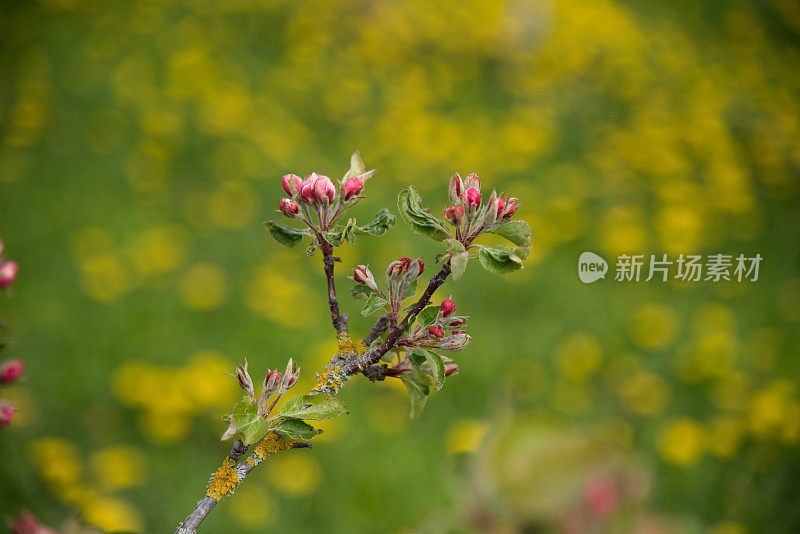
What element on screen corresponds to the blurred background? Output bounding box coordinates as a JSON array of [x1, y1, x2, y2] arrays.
[[1, 0, 799, 532]]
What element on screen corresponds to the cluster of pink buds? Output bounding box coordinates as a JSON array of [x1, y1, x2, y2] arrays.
[[0, 401, 15, 426], [444, 172, 519, 242], [277, 165, 375, 232], [398, 298, 471, 352], [0, 239, 19, 290]]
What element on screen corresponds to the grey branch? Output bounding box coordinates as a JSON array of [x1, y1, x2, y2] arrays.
[[321, 243, 349, 335]]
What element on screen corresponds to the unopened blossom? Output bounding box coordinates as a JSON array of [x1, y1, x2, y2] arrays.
[[0, 359, 23, 384], [440, 299, 456, 317], [278, 198, 300, 218], [444, 206, 464, 226], [0, 261, 19, 289], [282, 174, 302, 197], [343, 176, 364, 201]]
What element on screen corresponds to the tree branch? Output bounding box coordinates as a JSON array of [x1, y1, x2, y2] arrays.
[[177, 437, 311, 533], [362, 314, 390, 346], [321, 242, 349, 335], [342, 262, 452, 375]]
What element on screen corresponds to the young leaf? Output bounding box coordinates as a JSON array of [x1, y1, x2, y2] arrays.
[[413, 348, 445, 390], [351, 284, 374, 301], [400, 375, 431, 419], [477, 245, 524, 274], [343, 150, 366, 180], [397, 187, 450, 241], [273, 418, 320, 440], [356, 208, 396, 237], [486, 220, 532, 259], [444, 238, 465, 253], [362, 293, 388, 316], [230, 402, 271, 445], [325, 218, 358, 247], [416, 305, 440, 328], [265, 221, 310, 247], [450, 250, 469, 280], [280, 394, 349, 421]]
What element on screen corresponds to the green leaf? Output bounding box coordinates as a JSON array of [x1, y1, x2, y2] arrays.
[[397, 187, 450, 241], [265, 221, 310, 247], [231, 402, 271, 445], [444, 238, 465, 253], [400, 375, 430, 419], [450, 251, 469, 280], [477, 245, 524, 274], [413, 349, 445, 390], [343, 150, 366, 180], [325, 218, 358, 247], [356, 208, 396, 237], [416, 305, 440, 328], [486, 220, 532, 259], [362, 293, 388, 316], [273, 418, 320, 440], [351, 284, 373, 301], [280, 394, 349, 421], [306, 244, 317, 256]]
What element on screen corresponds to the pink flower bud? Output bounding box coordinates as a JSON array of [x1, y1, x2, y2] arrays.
[[465, 188, 481, 209], [448, 173, 464, 204], [0, 403, 15, 427], [444, 206, 464, 226], [9, 511, 56, 534], [486, 196, 505, 224], [445, 364, 459, 377], [278, 198, 300, 218], [264, 369, 282, 391], [412, 258, 424, 277], [343, 176, 364, 201], [428, 325, 445, 338], [440, 299, 456, 317], [285, 371, 299, 388], [386, 257, 411, 280], [583, 478, 620, 519], [300, 181, 315, 203], [0, 359, 23, 384], [313, 175, 336, 203], [502, 197, 518, 219], [465, 172, 481, 190], [0, 261, 19, 289], [234, 362, 255, 398], [282, 174, 302, 196], [352, 265, 380, 293]]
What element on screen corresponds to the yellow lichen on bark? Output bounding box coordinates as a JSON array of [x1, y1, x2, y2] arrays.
[[254, 433, 292, 461], [206, 458, 240, 500], [315, 366, 345, 393], [337, 333, 365, 355]]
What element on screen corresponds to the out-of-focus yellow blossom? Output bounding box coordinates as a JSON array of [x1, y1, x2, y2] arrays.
[[707, 417, 745, 459], [711, 521, 747, 534], [245, 264, 319, 327], [90, 445, 147, 491], [557, 333, 602, 382], [206, 181, 258, 229], [446, 419, 489, 455], [631, 303, 680, 350], [747, 380, 798, 441], [229, 484, 275, 528], [179, 262, 228, 310], [125, 141, 171, 193], [81, 496, 143, 533], [268, 453, 321, 496], [129, 224, 189, 279], [600, 207, 647, 255], [31, 438, 82, 491], [616, 370, 669, 416], [658, 418, 705, 466], [78, 253, 130, 302]]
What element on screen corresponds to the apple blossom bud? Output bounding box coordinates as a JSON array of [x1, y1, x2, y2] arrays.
[[0, 261, 19, 289], [386, 257, 411, 281], [440, 299, 456, 317], [234, 362, 255, 398], [464, 172, 481, 190], [0, 403, 15, 427], [8, 511, 56, 534], [300, 180, 316, 203], [285, 370, 299, 388], [486, 196, 505, 224], [263, 369, 282, 391], [584, 478, 620, 519], [465, 188, 481, 209], [448, 173, 464, 204], [444, 205, 464, 226], [502, 197, 518, 219], [445, 364, 459, 377], [343, 176, 364, 201], [408, 257, 424, 278], [313, 175, 336, 203], [0, 359, 23, 384], [278, 198, 300, 218], [428, 325, 444, 338], [282, 174, 302, 197], [352, 265, 380, 294]]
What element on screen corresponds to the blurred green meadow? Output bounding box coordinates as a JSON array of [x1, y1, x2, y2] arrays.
[[1, 0, 800, 532]]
